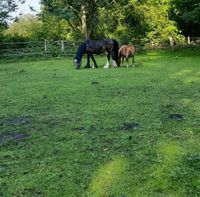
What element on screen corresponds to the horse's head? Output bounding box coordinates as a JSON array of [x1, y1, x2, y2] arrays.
[[117, 56, 121, 66], [74, 43, 86, 69], [74, 58, 81, 69], [116, 50, 122, 67]]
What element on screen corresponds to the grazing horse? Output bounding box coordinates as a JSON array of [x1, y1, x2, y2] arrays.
[[118, 44, 135, 68], [74, 39, 119, 69]]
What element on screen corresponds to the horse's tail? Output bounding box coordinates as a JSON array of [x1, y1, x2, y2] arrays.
[[112, 39, 119, 65]]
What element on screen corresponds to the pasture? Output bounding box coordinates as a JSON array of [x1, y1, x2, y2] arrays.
[[0, 49, 200, 196]]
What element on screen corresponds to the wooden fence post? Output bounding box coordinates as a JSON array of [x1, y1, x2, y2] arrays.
[[187, 36, 191, 45], [73, 42, 77, 50], [169, 36, 174, 52], [61, 41, 65, 52], [44, 40, 47, 58]]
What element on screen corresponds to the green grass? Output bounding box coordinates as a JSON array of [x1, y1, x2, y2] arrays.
[[0, 49, 200, 197]]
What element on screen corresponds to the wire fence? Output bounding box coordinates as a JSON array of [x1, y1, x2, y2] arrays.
[[0, 37, 199, 61], [0, 40, 81, 60]]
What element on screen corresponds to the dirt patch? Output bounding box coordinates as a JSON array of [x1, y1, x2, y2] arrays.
[[121, 122, 141, 131], [0, 132, 29, 144], [4, 116, 29, 126], [168, 114, 184, 121], [11, 133, 29, 140], [20, 188, 44, 197]]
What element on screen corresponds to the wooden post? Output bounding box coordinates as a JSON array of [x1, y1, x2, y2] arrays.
[[44, 40, 47, 58], [169, 36, 174, 52], [187, 36, 191, 45], [73, 42, 77, 50], [61, 40, 64, 52]]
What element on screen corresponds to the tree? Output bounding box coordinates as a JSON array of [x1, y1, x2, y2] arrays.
[[41, 15, 74, 40], [97, 0, 184, 45], [41, 0, 117, 39], [0, 0, 25, 40], [5, 14, 43, 41], [131, 0, 185, 45], [170, 0, 200, 36], [0, 0, 25, 27]]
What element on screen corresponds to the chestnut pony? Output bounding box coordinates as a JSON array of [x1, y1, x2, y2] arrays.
[[118, 44, 135, 68]]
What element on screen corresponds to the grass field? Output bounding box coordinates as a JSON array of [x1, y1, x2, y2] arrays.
[[0, 49, 200, 197]]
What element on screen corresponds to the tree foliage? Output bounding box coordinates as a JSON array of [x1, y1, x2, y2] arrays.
[[170, 0, 200, 36], [41, 0, 120, 39], [5, 14, 42, 41], [1, 0, 199, 44], [135, 0, 184, 45], [0, 0, 25, 40], [0, 0, 25, 27], [41, 15, 74, 40], [97, 0, 184, 45]]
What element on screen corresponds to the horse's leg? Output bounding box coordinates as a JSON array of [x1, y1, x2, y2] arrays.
[[132, 56, 135, 68], [122, 57, 124, 65], [90, 54, 98, 68], [111, 50, 117, 68], [104, 50, 110, 69], [112, 54, 117, 67], [84, 53, 91, 68], [126, 58, 129, 68], [112, 59, 117, 68]]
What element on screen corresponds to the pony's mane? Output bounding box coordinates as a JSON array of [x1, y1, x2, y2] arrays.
[[75, 42, 86, 62]]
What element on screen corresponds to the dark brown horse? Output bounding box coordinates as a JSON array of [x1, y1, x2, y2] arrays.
[[118, 44, 135, 68], [74, 39, 119, 69]]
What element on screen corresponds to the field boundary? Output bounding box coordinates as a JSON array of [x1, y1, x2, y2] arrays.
[[0, 37, 199, 60]]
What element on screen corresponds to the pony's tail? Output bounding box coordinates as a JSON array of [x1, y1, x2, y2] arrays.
[[112, 39, 119, 66]]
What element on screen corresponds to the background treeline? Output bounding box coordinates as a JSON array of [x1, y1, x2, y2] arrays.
[[0, 0, 200, 45]]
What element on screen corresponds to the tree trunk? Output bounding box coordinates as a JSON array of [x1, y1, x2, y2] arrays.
[[81, 5, 89, 39]]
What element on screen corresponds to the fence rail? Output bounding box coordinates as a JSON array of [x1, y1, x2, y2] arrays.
[[0, 37, 200, 60], [0, 40, 81, 59]]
